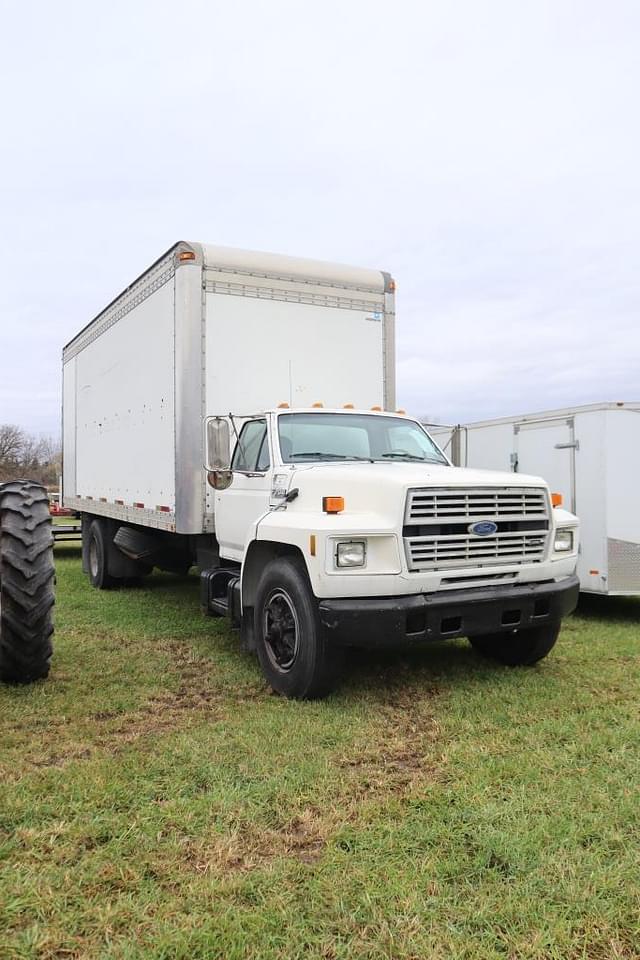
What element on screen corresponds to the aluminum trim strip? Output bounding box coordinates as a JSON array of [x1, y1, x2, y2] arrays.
[[64, 497, 177, 532]]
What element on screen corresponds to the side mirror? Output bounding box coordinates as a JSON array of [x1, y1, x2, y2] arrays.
[[206, 417, 231, 470]]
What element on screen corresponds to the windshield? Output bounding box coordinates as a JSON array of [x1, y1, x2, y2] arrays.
[[277, 413, 449, 465]]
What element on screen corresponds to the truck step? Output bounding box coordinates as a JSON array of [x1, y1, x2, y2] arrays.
[[200, 567, 241, 623]]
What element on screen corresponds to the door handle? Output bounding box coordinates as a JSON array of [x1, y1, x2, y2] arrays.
[[554, 441, 579, 450]]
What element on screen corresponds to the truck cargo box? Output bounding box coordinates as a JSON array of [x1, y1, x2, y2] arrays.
[[63, 242, 396, 534]]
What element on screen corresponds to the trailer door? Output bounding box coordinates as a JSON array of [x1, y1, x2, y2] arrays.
[[514, 417, 577, 512]]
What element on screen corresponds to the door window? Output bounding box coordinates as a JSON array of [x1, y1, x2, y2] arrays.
[[231, 420, 270, 472]]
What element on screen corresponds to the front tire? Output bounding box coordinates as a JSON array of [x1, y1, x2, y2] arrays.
[[254, 557, 342, 699], [0, 480, 54, 683], [469, 622, 560, 666]]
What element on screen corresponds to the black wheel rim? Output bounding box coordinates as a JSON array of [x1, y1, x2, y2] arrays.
[[262, 588, 300, 672]]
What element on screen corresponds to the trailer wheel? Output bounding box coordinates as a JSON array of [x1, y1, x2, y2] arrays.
[[87, 519, 116, 589], [0, 480, 54, 684], [469, 622, 560, 666], [254, 557, 342, 699]]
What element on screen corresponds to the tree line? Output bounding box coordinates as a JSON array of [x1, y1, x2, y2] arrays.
[[0, 425, 61, 487]]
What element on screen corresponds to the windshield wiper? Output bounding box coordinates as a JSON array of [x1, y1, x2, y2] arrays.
[[290, 452, 374, 462], [380, 452, 446, 463], [290, 452, 347, 459]]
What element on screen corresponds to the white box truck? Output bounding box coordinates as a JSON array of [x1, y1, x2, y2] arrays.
[[429, 402, 640, 596], [62, 242, 580, 698]]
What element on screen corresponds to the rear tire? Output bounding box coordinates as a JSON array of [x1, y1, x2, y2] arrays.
[[469, 622, 560, 666], [0, 480, 54, 684], [254, 557, 342, 699], [87, 519, 116, 589]]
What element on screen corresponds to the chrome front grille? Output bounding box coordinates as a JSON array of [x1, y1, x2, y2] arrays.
[[406, 488, 548, 522], [404, 487, 550, 572]]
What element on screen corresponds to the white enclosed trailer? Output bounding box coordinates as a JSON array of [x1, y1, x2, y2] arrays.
[[429, 402, 640, 596], [62, 242, 579, 699]]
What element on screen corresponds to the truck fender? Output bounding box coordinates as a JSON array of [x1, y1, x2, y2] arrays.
[[240, 539, 309, 652]]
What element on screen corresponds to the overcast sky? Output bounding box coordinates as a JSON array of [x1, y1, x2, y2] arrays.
[[1, 0, 639, 436]]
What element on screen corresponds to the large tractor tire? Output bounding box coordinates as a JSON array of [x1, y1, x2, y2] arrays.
[[0, 480, 54, 683]]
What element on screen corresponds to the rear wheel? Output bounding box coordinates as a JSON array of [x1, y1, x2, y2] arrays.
[[87, 519, 116, 589], [469, 622, 560, 666], [0, 480, 54, 683], [254, 557, 342, 699]]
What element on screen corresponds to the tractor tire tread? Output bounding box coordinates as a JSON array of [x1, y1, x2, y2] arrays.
[[0, 480, 54, 683]]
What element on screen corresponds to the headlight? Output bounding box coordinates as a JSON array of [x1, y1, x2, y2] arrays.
[[336, 540, 366, 567], [554, 529, 574, 553]]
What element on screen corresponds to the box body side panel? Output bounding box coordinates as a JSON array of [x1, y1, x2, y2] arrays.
[[204, 287, 387, 413], [67, 279, 177, 518]]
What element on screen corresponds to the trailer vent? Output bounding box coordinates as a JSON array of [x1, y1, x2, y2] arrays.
[[404, 487, 550, 572]]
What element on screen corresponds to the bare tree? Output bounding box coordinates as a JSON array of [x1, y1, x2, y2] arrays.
[[0, 425, 61, 486], [0, 424, 25, 463]]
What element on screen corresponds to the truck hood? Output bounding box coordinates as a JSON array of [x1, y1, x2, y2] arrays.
[[284, 461, 549, 520], [289, 461, 545, 489]]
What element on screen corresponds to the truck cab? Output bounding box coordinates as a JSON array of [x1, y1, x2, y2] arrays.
[[202, 407, 580, 698]]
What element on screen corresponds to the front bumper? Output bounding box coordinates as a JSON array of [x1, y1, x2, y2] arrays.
[[318, 575, 579, 647]]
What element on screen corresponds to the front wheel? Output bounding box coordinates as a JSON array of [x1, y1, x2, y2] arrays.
[[254, 557, 342, 699], [469, 622, 560, 666]]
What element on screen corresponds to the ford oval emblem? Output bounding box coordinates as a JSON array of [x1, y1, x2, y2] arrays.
[[468, 520, 498, 537]]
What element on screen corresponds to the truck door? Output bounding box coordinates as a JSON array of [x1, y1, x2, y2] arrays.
[[514, 417, 577, 512], [215, 419, 272, 561]]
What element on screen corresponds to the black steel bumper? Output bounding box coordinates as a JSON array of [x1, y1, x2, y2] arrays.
[[318, 575, 580, 648]]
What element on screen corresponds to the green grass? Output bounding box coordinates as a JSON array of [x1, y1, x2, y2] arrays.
[[1, 544, 638, 959]]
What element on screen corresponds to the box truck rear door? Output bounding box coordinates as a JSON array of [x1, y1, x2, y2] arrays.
[[514, 418, 577, 512]]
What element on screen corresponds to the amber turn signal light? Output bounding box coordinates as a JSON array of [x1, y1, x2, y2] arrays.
[[551, 492, 563, 507], [323, 496, 344, 514]]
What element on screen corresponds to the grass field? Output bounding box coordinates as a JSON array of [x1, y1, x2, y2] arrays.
[[1, 543, 638, 959]]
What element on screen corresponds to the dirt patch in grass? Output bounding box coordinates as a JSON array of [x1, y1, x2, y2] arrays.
[[2, 639, 266, 780], [184, 681, 443, 875], [337, 686, 442, 792], [185, 806, 331, 874]]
